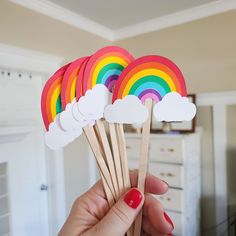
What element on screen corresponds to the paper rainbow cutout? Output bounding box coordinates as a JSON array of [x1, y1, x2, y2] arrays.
[[41, 64, 70, 130], [112, 55, 187, 103], [61, 57, 89, 109], [76, 56, 90, 101], [83, 46, 135, 93]]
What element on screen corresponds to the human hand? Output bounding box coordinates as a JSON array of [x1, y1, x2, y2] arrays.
[[58, 171, 174, 236]]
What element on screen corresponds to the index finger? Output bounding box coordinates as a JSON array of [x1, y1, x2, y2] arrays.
[[130, 170, 168, 195], [90, 169, 168, 200]]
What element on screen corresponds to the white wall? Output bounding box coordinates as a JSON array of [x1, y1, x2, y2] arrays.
[[63, 135, 92, 214]]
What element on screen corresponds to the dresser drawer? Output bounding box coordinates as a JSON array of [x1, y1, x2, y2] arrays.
[[149, 163, 184, 188], [125, 138, 141, 159], [166, 211, 184, 236], [166, 211, 200, 236], [155, 188, 184, 212], [128, 160, 185, 189], [149, 139, 184, 164], [128, 159, 139, 170]]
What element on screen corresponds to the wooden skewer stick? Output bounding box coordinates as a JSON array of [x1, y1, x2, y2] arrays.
[[83, 126, 116, 200], [134, 98, 153, 236], [94, 125, 107, 163], [92, 125, 115, 207], [109, 123, 124, 196], [95, 119, 120, 200], [116, 123, 131, 192], [97, 166, 115, 207], [115, 123, 133, 236], [91, 125, 116, 207]]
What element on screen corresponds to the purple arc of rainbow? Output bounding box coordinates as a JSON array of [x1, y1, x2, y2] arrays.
[[105, 74, 119, 91], [138, 89, 162, 103]]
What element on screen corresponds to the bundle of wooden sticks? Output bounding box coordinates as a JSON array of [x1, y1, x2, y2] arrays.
[[84, 103, 152, 236]]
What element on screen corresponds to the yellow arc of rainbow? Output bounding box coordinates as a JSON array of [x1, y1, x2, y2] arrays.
[[91, 56, 128, 87], [51, 85, 61, 120]]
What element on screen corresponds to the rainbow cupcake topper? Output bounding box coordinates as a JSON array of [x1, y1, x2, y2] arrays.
[[105, 55, 196, 125], [41, 64, 70, 130], [83, 46, 135, 93], [61, 57, 89, 110], [112, 55, 187, 103]]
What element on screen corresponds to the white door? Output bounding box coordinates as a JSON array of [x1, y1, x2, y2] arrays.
[[0, 69, 49, 236]]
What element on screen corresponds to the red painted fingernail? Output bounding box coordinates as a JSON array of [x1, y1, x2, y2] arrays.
[[164, 212, 174, 229], [124, 188, 142, 209]]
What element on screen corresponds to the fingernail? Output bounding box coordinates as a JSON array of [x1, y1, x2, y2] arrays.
[[124, 188, 142, 209], [164, 212, 174, 229], [162, 180, 169, 187]]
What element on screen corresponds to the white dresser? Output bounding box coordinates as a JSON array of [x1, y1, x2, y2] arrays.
[[125, 132, 201, 236]]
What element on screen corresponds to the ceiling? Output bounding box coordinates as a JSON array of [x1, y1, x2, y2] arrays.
[[10, 0, 236, 40], [48, 0, 217, 29]]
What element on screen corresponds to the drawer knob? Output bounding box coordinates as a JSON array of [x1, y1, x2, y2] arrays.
[[167, 173, 175, 177], [159, 173, 175, 177], [160, 148, 175, 152], [166, 197, 171, 201], [126, 146, 131, 149], [167, 148, 175, 152]]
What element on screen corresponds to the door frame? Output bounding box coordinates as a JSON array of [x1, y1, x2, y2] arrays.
[[197, 91, 236, 235], [0, 43, 65, 235]]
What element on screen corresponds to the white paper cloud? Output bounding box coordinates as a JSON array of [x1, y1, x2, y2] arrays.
[[45, 115, 82, 150], [72, 101, 92, 127], [104, 95, 148, 124], [77, 84, 112, 121], [60, 99, 86, 131], [153, 92, 196, 122]]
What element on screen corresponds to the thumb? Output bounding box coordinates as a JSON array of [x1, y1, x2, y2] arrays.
[[87, 188, 144, 236]]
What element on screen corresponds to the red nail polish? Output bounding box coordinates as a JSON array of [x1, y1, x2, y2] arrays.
[[124, 188, 142, 209], [164, 212, 174, 229]]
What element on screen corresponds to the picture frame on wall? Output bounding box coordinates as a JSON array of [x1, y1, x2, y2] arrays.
[[151, 94, 196, 133]]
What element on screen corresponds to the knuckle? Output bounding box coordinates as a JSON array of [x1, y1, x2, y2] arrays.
[[71, 196, 85, 213], [73, 197, 82, 208]]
